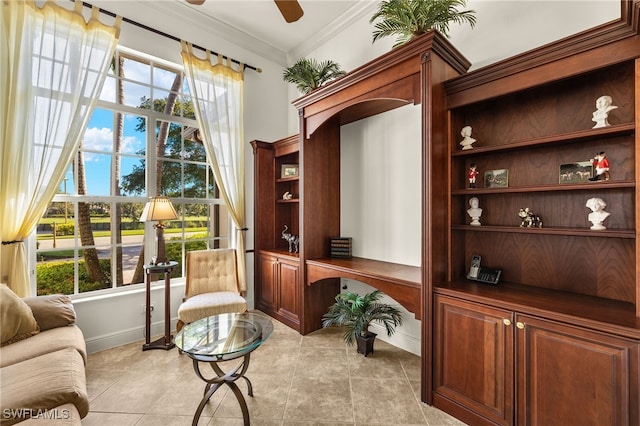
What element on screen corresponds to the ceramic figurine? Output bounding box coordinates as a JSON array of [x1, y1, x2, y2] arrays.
[[592, 95, 618, 128], [468, 163, 479, 188], [586, 197, 610, 230], [283, 191, 293, 200], [588, 151, 610, 181], [459, 125, 476, 150], [518, 208, 542, 228], [467, 197, 482, 226]]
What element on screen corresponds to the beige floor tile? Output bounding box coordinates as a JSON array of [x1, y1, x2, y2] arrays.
[[85, 311, 466, 426], [351, 377, 426, 425]]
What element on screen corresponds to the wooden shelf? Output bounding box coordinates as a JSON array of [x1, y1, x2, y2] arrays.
[[276, 176, 299, 183], [452, 180, 635, 195], [276, 198, 299, 203], [451, 123, 635, 157], [452, 224, 635, 238]]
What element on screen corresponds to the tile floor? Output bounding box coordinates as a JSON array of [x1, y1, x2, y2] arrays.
[[84, 312, 466, 425]]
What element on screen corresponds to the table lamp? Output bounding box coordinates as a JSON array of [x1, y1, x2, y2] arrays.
[[140, 196, 178, 265]]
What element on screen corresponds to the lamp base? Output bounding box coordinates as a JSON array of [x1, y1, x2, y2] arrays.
[[154, 222, 168, 265]]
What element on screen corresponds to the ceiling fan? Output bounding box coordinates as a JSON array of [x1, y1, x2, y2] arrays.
[[185, 0, 304, 23]]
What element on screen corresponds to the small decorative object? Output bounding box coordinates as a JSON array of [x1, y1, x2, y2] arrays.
[[330, 237, 352, 258], [588, 151, 610, 181], [280, 164, 299, 178], [282, 58, 347, 94], [586, 197, 610, 230], [559, 161, 593, 183], [281, 225, 299, 253], [369, 0, 477, 48], [322, 290, 403, 357], [467, 197, 482, 226], [484, 169, 508, 188], [591, 95, 618, 128], [459, 125, 476, 150], [518, 208, 543, 228], [468, 163, 479, 188], [282, 191, 293, 200]]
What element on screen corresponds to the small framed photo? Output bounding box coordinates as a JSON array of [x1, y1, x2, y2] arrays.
[[559, 161, 593, 183], [484, 169, 509, 188], [280, 164, 299, 179]]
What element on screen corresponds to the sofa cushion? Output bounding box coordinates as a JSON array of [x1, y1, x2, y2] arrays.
[[23, 294, 76, 331], [0, 325, 87, 368], [0, 284, 39, 346], [0, 348, 89, 425]]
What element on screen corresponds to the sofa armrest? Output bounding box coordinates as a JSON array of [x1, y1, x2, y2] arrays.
[[22, 294, 76, 331]]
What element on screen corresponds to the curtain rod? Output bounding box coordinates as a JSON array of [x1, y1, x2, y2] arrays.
[[77, 1, 262, 73]]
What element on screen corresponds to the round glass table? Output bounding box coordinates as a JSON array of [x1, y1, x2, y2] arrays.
[[175, 311, 274, 426]]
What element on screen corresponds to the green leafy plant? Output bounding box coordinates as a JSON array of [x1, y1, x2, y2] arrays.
[[282, 58, 347, 94], [322, 290, 403, 345], [370, 0, 477, 47]]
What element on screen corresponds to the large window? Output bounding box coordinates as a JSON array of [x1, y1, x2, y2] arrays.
[[35, 49, 228, 296]]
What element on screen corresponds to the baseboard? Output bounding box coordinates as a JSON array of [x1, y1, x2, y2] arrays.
[[85, 317, 178, 354], [368, 322, 421, 355]]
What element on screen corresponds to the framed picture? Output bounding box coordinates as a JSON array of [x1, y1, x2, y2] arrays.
[[280, 164, 299, 178], [559, 161, 593, 183], [484, 169, 509, 188]]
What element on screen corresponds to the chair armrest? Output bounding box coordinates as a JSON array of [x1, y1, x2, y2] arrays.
[[22, 294, 76, 331]]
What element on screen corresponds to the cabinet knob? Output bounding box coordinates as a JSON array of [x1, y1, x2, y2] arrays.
[[503, 319, 511, 326], [516, 322, 525, 329]]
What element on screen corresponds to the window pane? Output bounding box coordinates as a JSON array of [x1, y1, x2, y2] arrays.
[[184, 163, 206, 198], [84, 109, 114, 152], [123, 81, 151, 108], [121, 113, 146, 155], [122, 56, 150, 84], [113, 201, 145, 286], [100, 75, 115, 103], [153, 65, 179, 90], [184, 130, 206, 161], [80, 153, 111, 196], [160, 161, 181, 197]]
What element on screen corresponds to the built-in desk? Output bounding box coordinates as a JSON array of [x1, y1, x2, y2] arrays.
[[306, 257, 422, 319]]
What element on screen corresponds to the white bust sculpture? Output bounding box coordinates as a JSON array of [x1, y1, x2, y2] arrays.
[[586, 197, 610, 230], [459, 125, 476, 150], [467, 197, 482, 226], [592, 95, 618, 129]]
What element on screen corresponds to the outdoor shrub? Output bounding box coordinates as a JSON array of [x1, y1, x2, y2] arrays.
[[37, 259, 111, 295], [55, 223, 74, 236]]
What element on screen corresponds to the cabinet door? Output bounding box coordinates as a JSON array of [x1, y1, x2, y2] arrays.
[[434, 295, 514, 426], [277, 258, 300, 323], [516, 315, 639, 426], [257, 254, 278, 313]]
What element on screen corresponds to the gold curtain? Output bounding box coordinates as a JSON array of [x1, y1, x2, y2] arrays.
[[181, 41, 247, 293], [0, 0, 120, 296]]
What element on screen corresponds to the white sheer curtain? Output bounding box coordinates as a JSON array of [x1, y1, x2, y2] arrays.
[[0, 0, 120, 296], [181, 41, 248, 294]]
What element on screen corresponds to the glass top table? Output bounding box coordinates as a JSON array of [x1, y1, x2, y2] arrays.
[[175, 311, 274, 425]]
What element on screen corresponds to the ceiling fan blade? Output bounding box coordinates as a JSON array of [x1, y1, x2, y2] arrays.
[[274, 0, 304, 23], [185, 0, 206, 4]]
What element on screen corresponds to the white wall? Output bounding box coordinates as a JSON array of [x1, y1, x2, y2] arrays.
[[291, 0, 620, 354]]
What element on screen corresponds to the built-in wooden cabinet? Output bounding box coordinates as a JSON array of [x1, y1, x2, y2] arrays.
[[257, 251, 300, 328], [434, 294, 639, 426], [433, 5, 640, 423]]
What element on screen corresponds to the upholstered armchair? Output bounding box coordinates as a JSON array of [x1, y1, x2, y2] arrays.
[[176, 249, 247, 332]]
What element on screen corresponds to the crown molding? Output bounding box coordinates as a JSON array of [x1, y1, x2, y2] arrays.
[[287, 1, 379, 63]]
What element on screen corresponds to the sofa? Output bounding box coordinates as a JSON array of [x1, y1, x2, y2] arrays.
[[0, 284, 88, 425]]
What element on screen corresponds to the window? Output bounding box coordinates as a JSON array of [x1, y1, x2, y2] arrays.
[[35, 49, 229, 296]]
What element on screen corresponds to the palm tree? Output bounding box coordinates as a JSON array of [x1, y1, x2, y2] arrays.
[[282, 58, 346, 94], [370, 0, 477, 47], [322, 290, 404, 345]]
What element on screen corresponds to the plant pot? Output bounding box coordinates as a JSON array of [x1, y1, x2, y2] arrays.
[[355, 332, 377, 357]]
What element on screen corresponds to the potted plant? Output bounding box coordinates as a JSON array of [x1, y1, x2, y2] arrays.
[[370, 0, 477, 48], [322, 290, 403, 356], [282, 57, 347, 95]]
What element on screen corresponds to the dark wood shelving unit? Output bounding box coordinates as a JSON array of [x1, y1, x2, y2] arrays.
[[432, 3, 640, 424]]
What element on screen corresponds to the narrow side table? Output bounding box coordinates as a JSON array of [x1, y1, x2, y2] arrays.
[[143, 261, 178, 351]]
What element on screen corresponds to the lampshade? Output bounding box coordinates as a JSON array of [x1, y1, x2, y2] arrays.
[[140, 197, 178, 222]]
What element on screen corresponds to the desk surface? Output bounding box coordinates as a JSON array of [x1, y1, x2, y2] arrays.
[[175, 312, 274, 360]]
